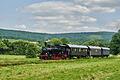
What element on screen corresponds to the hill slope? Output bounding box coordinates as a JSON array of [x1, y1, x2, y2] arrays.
[[0, 29, 115, 42]]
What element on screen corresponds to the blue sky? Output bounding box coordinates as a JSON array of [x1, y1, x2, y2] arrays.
[[0, 0, 120, 33]]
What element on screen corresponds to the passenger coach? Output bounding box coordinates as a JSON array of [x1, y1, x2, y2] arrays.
[[88, 46, 102, 57], [66, 44, 89, 58]]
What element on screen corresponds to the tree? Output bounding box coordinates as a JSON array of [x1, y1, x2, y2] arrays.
[[46, 38, 70, 46], [110, 30, 120, 55], [25, 42, 40, 58], [60, 38, 69, 44], [0, 41, 8, 49], [83, 39, 109, 47], [11, 41, 28, 55], [0, 40, 8, 54], [2, 39, 12, 49], [0, 33, 2, 39], [49, 38, 62, 45], [11, 40, 40, 58]]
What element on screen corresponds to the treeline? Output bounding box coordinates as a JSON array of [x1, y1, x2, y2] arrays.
[[0, 39, 40, 58], [45, 38, 110, 47], [0, 29, 114, 42], [0, 38, 110, 58], [0, 29, 120, 58]]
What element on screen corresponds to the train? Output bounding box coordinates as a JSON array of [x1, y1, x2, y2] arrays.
[[39, 44, 110, 60]]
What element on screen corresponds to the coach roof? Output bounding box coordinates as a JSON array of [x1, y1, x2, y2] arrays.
[[88, 46, 101, 49], [101, 47, 110, 50], [67, 44, 88, 48]]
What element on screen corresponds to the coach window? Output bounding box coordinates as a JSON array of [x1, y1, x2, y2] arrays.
[[81, 49, 83, 52], [95, 49, 98, 52], [79, 49, 81, 52], [72, 48, 74, 52], [83, 49, 85, 52], [75, 48, 77, 52]]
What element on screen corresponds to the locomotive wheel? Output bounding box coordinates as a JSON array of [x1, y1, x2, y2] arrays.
[[51, 54, 63, 60]]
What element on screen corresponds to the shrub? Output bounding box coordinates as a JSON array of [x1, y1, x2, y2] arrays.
[[0, 40, 8, 54], [25, 43, 40, 58], [11, 40, 40, 58]]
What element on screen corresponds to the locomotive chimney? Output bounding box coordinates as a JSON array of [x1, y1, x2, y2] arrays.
[[44, 40, 51, 47]]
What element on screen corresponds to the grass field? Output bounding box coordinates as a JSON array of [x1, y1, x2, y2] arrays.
[[0, 55, 120, 80]]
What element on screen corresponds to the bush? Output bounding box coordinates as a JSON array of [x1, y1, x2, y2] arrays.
[[25, 43, 40, 58], [11, 40, 40, 58], [0, 40, 8, 54], [0, 40, 8, 49]]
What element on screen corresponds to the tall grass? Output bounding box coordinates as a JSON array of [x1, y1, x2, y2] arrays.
[[0, 55, 120, 80]]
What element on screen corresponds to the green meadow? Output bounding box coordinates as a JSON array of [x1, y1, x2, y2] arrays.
[[0, 55, 120, 80]]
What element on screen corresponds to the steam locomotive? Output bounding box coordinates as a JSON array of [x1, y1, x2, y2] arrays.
[[39, 44, 110, 60]]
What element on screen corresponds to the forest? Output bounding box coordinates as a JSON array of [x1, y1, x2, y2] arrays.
[[0, 29, 114, 42]]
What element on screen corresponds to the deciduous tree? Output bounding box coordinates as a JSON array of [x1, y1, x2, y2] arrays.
[[110, 30, 120, 55]]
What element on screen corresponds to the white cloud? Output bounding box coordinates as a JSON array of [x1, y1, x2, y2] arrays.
[[14, 25, 27, 29], [90, 6, 115, 13], [34, 15, 96, 22], [80, 16, 97, 22], [76, 0, 119, 13], [0, 24, 28, 32], [31, 23, 112, 33], [21, 0, 120, 33], [33, 16, 65, 20], [105, 19, 120, 31], [83, 0, 113, 4], [25, 0, 118, 14], [25, 1, 90, 14]]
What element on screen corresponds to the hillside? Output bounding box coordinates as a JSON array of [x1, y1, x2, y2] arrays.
[[0, 29, 115, 42]]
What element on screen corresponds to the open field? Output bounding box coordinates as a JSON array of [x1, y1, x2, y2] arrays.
[[0, 55, 120, 80]]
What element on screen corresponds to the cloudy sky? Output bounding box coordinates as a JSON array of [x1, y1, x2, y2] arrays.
[[0, 0, 120, 33]]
